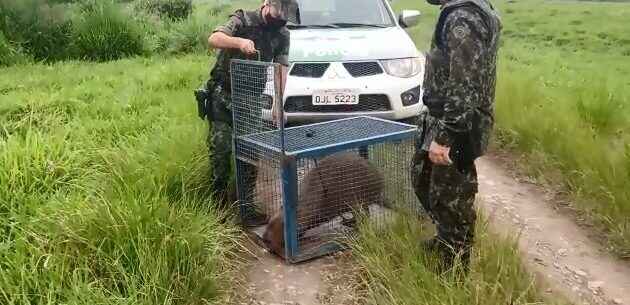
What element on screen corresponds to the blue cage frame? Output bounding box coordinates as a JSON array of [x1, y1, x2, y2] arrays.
[[229, 59, 419, 263], [235, 116, 418, 263]]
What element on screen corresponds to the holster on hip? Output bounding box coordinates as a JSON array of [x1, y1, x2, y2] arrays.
[[194, 88, 211, 120], [449, 133, 475, 173], [422, 96, 445, 118]]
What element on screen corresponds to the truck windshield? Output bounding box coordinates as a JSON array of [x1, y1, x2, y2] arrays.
[[288, 0, 395, 29]]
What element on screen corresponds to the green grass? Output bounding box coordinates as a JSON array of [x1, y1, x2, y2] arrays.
[[1, 0, 628, 303], [0, 54, 247, 304], [348, 212, 568, 305], [391, 0, 630, 258], [0, 0, 242, 65]]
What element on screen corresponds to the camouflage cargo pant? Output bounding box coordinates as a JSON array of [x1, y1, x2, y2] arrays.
[[207, 84, 259, 214], [411, 146, 478, 267], [207, 84, 235, 204]]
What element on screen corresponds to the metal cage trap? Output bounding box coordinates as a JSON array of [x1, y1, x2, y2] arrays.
[[230, 59, 423, 263]]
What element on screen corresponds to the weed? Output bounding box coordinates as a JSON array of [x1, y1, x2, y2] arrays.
[[71, 0, 146, 61], [347, 212, 568, 305], [0, 32, 25, 66], [0, 0, 73, 61], [135, 0, 193, 21], [575, 82, 625, 133], [0, 55, 244, 304]]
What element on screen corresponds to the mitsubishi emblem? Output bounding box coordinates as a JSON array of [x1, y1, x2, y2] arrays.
[[327, 65, 346, 79]]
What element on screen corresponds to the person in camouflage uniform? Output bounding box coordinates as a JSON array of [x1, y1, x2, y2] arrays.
[[411, 0, 502, 270], [198, 0, 291, 207]]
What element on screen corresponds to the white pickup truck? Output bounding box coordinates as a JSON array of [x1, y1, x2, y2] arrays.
[[269, 0, 425, 125]]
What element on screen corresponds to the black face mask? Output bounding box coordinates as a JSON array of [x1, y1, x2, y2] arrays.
[[265, 17, 287, 30], [426, 0, 442, 5]]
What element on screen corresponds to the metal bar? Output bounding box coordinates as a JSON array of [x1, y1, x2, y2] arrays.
[[364, 115, 421, 128], [283, 116, 366, 130], [231, 58, 274, 67], [289, 242, 347, 264], [275, 64, 286, 154], [235, 159, 248, 223], [281, 155, 299, 260], [359, 145, 369, 160], [235, 136, 282, 154], [291, 129, 416, 159]]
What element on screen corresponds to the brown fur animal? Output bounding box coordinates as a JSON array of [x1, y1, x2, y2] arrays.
[[253, 159, 282, 222], [262, 152, 387, 256]]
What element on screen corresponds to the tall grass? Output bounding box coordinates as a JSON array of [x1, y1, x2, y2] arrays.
[[135, 0, 193, 21], [0, 32, 26, 67], [348, 212, 567, 305], [0, 0, 73, 62], [491, 0, 630, 258], [0, 0, 239, 65], [391, 0, 630, 258], [71, 0, 147, 61], [0, 54, 245, 304]]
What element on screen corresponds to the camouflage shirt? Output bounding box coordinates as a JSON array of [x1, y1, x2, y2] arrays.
[[209, 8, 291, 93], [421, 0, 502, 159]]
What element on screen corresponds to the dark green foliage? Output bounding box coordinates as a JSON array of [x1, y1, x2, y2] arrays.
[[0, 0, 232, 66], [71, 1, 146, 61], [0, 0, 73, 62], [135, 0, 193, 21], [0, 32, 16, 66]]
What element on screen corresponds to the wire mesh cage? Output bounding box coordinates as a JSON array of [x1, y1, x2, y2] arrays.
[[230, 59, 423, 263]]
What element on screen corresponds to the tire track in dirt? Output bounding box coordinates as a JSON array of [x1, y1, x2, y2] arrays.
[[233, 241, 359, 305], [477, 154, 630, 305]]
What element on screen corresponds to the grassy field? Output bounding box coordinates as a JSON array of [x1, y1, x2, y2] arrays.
[[0, 1, 258, 303], [348, 212, 568, 305], [392, 0, 630, 258], [1, 0, 628, 303], [0, 54, 251, 304]]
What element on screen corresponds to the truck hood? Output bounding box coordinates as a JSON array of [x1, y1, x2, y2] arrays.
[[288, 27, 421, 62]]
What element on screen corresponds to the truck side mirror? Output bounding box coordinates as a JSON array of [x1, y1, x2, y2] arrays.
[[399, 10, 421, 28]]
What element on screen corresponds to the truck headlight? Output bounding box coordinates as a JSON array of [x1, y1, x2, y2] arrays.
[[380, 57, 424, 78]]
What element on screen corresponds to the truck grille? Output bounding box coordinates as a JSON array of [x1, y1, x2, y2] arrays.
[[290, 63, 330, 78], [343, 62, 383, 77], [284, 95, 391, 113]]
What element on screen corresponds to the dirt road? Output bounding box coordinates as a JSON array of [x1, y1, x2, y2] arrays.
[[240, 153, 630, 305], [477, 154, 630, 305], [234, 243, 358, 305]]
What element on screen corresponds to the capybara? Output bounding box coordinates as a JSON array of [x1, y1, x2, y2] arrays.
[[253, 159, 282, 222], [262, 151, 387, 256]]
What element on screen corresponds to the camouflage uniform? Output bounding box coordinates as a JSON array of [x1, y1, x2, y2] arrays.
[[203, 4, 291, 205], [412, 0, 502, 267]]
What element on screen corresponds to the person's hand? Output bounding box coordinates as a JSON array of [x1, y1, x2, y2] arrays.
[[429, 141, 453, 166], [238, 39, 256, 55]]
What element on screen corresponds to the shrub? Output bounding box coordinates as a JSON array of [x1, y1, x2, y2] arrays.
[[135, 0, 193, 21], [0, 0, 73, 61], [71, 0, 147, 61], [165, 15, 211, 54], [0, 32, 17, 66], [159, 2, 228, 55], [0, 32, 30, 67]]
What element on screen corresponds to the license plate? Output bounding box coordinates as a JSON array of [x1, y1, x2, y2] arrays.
[[312, 89, 360, 105]]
